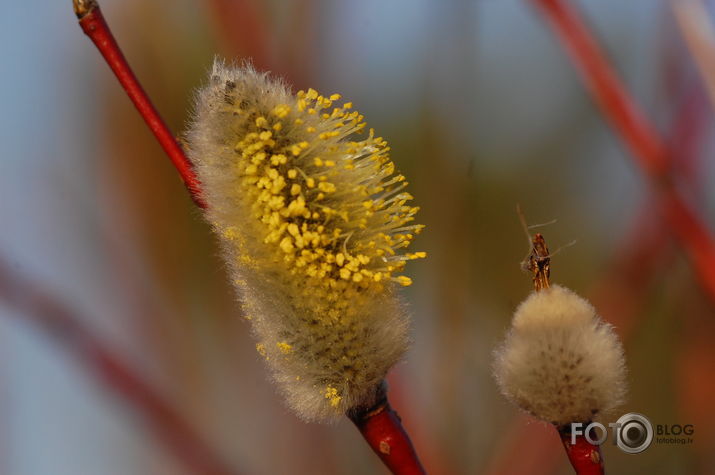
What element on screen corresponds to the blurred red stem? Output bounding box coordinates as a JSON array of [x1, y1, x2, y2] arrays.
[[206, 0, 272, 73], [74, 1, 205, 208], [0, 257, 237, 475], [531, 0, 669, 176], [557, 427, 605, 475], [531, 0, 715, 304], [349, 385, 426, 475]]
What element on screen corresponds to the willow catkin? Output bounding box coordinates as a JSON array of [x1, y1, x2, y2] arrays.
[[493, 285, 627, 426], [185, 60, 425, 422]]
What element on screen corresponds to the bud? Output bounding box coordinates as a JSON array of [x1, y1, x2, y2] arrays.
[[185, 60, 425, 421], [493, 285, 626, 425]]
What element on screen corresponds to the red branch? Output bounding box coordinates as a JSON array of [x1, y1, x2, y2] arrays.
[[0, 257, 238, 475], [557, 427, 604, 475], [74, 1, 205, 208], [349, 386, 426, 475], [73, 2, 427, 473], [530, 0, 715, 303]]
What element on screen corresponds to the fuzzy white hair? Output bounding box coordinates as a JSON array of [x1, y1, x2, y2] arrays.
[[184, 59, 423, 422], [494, 285, 627, 426]]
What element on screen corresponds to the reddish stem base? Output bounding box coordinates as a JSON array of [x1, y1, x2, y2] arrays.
[[349, 386, 426, 475], [557, 426, 605, 475]]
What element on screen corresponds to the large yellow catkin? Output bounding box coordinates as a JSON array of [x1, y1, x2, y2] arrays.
[[185, 60, 426, 422]]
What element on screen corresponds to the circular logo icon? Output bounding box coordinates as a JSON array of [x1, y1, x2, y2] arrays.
[[616, 413, 653, 454]]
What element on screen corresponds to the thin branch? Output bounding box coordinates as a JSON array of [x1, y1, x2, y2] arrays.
[[72, 2, 428, 473], [532, 0, 669, 176], [73, 0, 205, 208], [530, 0, 715, 304], [348, 382, 427, 475], [0, 257, 238, 475]]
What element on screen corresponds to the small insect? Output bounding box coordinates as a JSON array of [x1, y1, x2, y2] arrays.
[[517, 205, 578, 292], [518, 204, 557, 291], [523, 232, 551, 291]]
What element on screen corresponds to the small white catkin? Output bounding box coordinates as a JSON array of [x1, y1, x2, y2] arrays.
[[184, 59, 425, 422], [493, 285, 627, 426]]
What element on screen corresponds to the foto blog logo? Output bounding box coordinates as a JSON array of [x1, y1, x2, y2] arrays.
[[570, 413, 694, 454]]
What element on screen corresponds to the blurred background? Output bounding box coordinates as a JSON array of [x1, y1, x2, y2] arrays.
[[1, 0, 714, 473]]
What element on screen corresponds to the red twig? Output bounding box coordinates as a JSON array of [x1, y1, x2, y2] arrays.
[[530, 0, 715, 303], [557, 428, 604, 475], [73, 0, 205, 208], [73, 2, 427, 472], [0, 257, 238, 475], [532, 0, 669, 175], [349, 383, 426, 475]]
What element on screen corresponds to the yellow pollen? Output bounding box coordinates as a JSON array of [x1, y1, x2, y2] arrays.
[[272, 104, 291, 118], [219, 78, 424, 333], [324, 385, 342, 408], [277, 342, 293, 354]]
